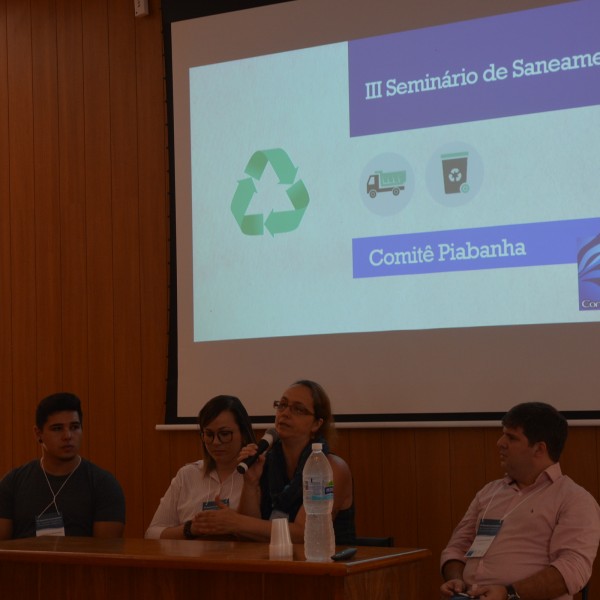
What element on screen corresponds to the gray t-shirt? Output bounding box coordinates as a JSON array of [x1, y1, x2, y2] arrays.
[[0, 458, 125, 538]]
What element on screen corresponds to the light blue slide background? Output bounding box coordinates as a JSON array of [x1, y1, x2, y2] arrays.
[[190, 40, 599, 342]]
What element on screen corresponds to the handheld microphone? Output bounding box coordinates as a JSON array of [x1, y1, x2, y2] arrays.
[[237, 428, 278, 474]]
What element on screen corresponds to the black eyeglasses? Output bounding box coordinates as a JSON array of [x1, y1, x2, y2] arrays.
[[273, 400, 315, 417], [201, 429, 234, 444]]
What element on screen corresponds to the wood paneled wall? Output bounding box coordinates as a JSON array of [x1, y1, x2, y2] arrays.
[[0, 0, 169, 538], [0, 1, 597, 598]]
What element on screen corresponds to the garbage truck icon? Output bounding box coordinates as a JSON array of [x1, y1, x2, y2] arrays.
[[366, 170, 406, 198]]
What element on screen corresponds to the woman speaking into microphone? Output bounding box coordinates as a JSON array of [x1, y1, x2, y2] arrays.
[[191, 380, 355, 545]]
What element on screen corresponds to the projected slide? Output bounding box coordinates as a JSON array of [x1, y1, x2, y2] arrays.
[[168, 0, 600, 422], [189, 0, 600, 343]]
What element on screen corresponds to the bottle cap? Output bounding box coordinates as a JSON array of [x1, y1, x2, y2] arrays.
[[312, 442, 323, 451]]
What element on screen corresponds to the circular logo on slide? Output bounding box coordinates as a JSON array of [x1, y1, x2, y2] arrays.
[[426, 142, 483, 206], [359, 153, 415, 216], [230, 148, 309, 236]]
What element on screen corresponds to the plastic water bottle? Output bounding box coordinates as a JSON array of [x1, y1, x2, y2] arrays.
[[303, 442, 335, 561]]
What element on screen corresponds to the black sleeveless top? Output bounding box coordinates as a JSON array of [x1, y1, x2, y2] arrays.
[[259, 439, 356, 545]]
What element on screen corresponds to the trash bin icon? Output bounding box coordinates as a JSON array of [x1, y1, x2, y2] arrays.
[[441, 152, 469, 194]]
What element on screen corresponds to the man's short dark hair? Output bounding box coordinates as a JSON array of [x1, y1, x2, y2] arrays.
[[36, 392, 83, 430], [502, 402, 567, 462]]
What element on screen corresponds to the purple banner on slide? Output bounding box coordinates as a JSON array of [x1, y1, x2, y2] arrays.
[[352, 218, 600, 279], [348, 1, 600, 137]]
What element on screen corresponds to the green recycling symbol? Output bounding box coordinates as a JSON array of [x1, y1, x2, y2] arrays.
[[231, 148, 310, 236]]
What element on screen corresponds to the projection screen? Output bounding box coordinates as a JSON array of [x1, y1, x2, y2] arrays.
[[163, 0, 600, 425]]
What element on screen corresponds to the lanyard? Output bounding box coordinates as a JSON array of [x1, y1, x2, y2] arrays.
[[466, 476, 552, 559], [480, 476, 551, 524], [205, 470, 236, 505], [38, 456, 82, 518]]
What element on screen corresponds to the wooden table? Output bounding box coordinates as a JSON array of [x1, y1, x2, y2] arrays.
[[0, 537, 430, 600]]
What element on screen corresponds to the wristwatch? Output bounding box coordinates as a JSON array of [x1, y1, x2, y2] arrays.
[[505, 585, 521, 600], [183, 520, 197, 540]]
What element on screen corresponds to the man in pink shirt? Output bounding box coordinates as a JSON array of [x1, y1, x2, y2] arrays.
[[440, 402, 600, 600]]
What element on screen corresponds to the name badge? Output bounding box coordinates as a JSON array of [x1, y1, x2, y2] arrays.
[[465, 518, 503, 558], [202, 498, 229, 511], [36, 512, 65, 537]]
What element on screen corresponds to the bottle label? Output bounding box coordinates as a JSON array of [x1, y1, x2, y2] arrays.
[[304, 478, 334, 501]]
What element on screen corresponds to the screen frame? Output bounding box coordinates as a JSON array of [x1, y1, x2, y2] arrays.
[[161, 0, 600, 426]]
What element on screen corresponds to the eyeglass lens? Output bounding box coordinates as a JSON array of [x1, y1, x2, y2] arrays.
[[202, 430, 233, 443], [273, 401, 313, 416]]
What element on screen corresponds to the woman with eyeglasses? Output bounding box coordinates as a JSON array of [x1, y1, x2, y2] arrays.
[[192, 380, 355, 545], [144, 395, 255, 540]]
